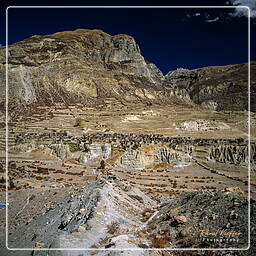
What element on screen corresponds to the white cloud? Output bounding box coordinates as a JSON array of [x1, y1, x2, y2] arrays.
[[184, 12, 221, 23], [205, 13, 210, 19], [183, 12, 203, 21], [205, 17, 220, 23], [228, 0, 256, 18]]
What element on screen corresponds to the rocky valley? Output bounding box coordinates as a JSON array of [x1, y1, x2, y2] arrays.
[[0, 29, 255, 256]]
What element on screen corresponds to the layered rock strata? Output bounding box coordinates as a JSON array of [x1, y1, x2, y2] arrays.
[[0, 29, 255, 117], [0, 29, 191, 117]]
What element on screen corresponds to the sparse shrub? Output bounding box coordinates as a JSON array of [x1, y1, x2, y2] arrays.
[[32, 229, 43, 240], [74, 118, 83, 127], [178, 236, 197, 248], [9, 179, 15, 189], [138, 243, 149, 248], [29, 194, 36, 200], [150, 236, 170, 248], [141, 208, 154, 217], [236, 137, 244, 144], [68, 143, 81, 152], [107, 221, 119, 235], [131, 144, 139, 150]]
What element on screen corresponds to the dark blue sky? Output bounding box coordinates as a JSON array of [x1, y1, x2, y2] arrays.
[[0, 0, 255, 74]]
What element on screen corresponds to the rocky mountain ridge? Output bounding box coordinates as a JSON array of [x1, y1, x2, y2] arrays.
[[165, 64, 256, 111], [0, 29, 183, 115], [0, 28, 254, 117]]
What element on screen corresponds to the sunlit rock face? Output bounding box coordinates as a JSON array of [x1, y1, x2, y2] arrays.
[[0, 28, 255, 117], [0, 29, 180, 116], [164, 63, 256, 111], [79, 143, 111, 164], [208, 143, 256, 170], [118, 146, 190, 169]]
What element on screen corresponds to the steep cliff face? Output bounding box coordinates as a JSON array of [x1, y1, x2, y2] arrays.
[[164, 63, 256, 111], [0, 29, 190, 116]]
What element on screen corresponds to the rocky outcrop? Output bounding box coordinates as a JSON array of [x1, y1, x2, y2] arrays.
[[164, 63, 256, 111], [144, 190, 254, 249], [13, 131, 256, 168], [51, 143, 71, 160], [79, 143, 111, 164], [208, 143, 256, 170], [4, 178, 157, 254], [118, 147, 186, 169]]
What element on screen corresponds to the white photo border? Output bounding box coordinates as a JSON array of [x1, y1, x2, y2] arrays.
[[5, 5, 251, 251]]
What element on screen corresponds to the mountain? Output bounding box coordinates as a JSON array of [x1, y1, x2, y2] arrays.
[[0, 29, 190, 117], [165, 64, 256, 111], [0, 29, 254, 118]]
